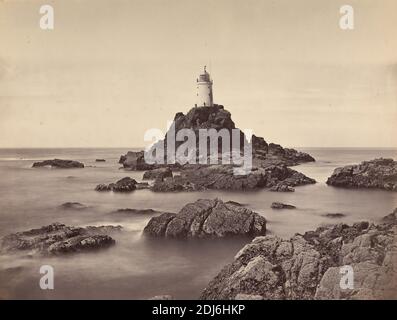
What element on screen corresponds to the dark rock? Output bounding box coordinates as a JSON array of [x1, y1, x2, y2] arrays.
[[95, 177, 138, 192], [0, 223, 120, 256], [95, 159, 106, 162], [59, 202, 88, 210], [326, 158, 397, 191], [119, 151, 154, 170], [32, 159, 84, 169], [143, 168, 173, 180], [118, 155, 126, 164], [111, 208, 163, 215], [271, 202, 296, 209], [143, 199, 266, 238], [323, 213, 346, 218], [200, 209, 397, 300]]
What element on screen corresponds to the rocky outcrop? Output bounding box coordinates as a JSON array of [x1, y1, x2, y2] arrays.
[[151, 164, 315, 192], [119, 105, 315, 169], [143, 168, 173, 180], [32, 159, 84, 168], [271, 202, 296, 209], [0, 223, 121, 256], [95, 177, 138, 192], [326, 158, 397, 191], [143, 199, 266, 238], [200, 209, 397, 300], [119, 151, 155, 170]]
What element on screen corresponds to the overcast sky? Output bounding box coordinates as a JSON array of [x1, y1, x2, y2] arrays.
[[0, 0, 396, 148]]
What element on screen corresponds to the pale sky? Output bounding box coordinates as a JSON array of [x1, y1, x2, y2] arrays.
[[0, 0, 396, 148]]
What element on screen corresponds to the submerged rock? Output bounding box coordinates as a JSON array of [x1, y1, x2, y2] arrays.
[[271, 202, 296, 209], [143, 199, 266, 238], [0, 223, 120, 256], [59, 202, 88, 210], [143, 168, 173, 180], [95, 177, 138, 192], [32, 159, 84, 169], [200, 208, 397, 300], [326, 158, 397, 191], [323, 213, 346, 218], [111, 208, 164, 215]]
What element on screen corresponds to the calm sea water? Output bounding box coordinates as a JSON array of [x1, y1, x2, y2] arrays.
[[0, 147, 396, 299]]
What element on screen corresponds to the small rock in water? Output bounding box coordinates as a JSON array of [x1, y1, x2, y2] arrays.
[[323, 213, 346, 218], [143, 168, 173, 180], [59, 202, 88, 210], [32, 159, 84, 169], [271, 202, 296, 209], [95, 159, 106, 162], [112, 208, 160, 215], [95, 177, 138, 192]]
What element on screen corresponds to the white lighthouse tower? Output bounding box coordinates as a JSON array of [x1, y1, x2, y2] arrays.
[[196, 66, 214, 107]]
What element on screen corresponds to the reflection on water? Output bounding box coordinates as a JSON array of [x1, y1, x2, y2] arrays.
[[0, 148, 396, 299]]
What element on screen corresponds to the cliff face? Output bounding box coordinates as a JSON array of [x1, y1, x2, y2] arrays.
[[120, 104, 315, 169]]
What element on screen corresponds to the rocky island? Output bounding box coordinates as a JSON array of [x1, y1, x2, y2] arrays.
[[327, 158, 397, 191], [115, 105, 316, 192]]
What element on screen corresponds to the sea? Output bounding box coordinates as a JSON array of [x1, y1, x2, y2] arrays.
[[0, 147, 396, 299]]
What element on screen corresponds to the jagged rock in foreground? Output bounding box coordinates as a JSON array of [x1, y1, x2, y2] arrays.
[[326, 158, 397, 191], [151, 164, 315, 192], [200, 209, 397, 300], [32, 159, 84, 168], [0, 223, 121, 256], [143, 199, 266, 238], [119, 105, 315, 169]]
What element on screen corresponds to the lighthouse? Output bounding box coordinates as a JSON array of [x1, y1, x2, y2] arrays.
[[196, 66, 214, 107]]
